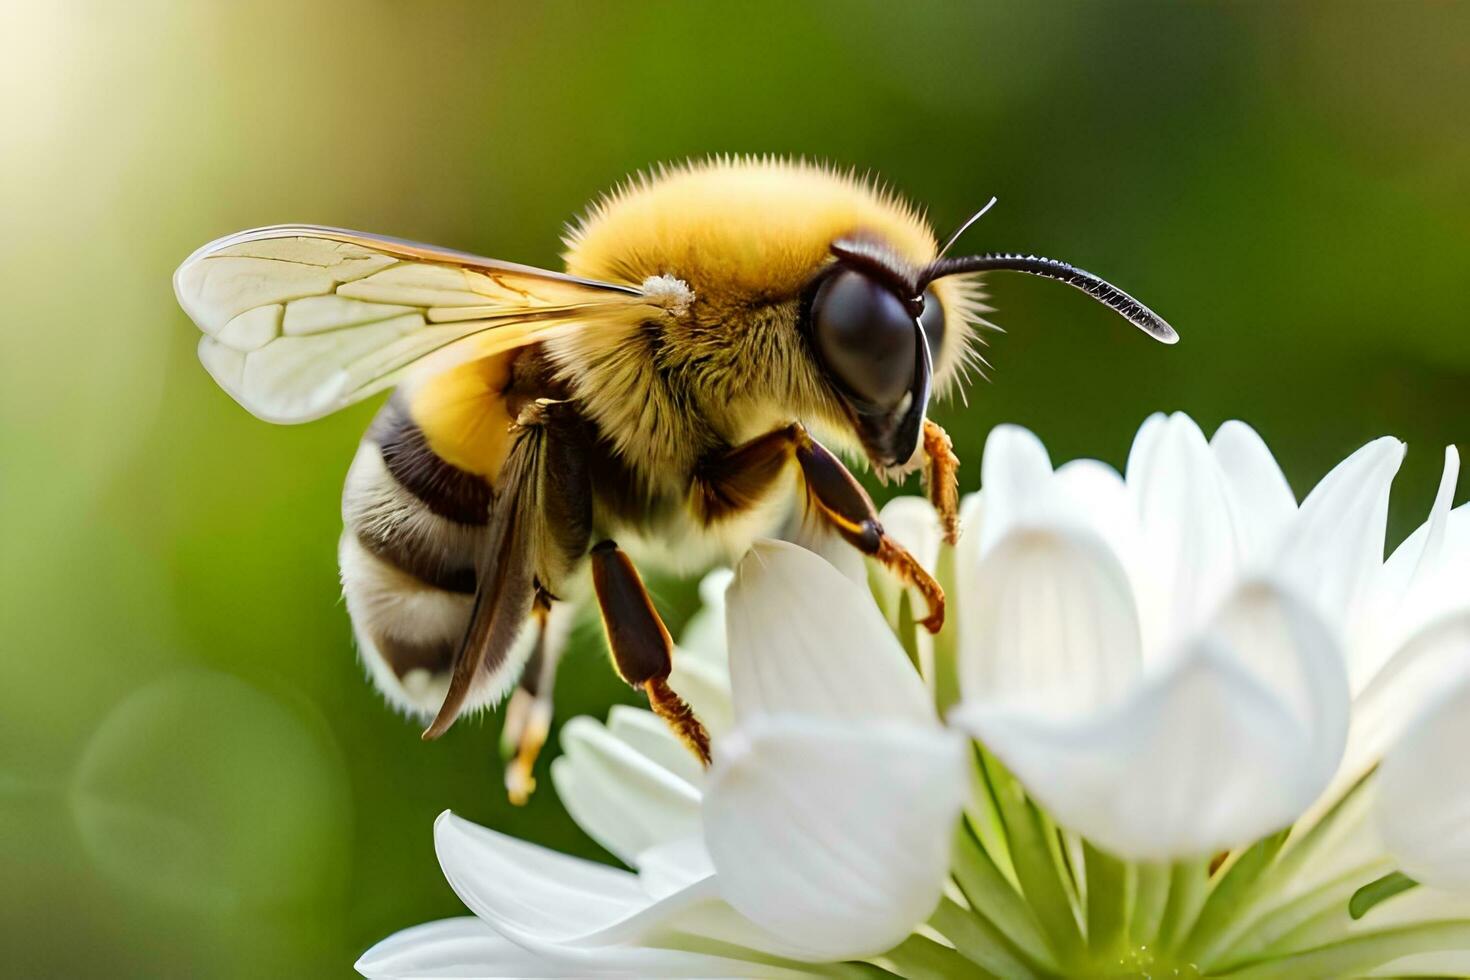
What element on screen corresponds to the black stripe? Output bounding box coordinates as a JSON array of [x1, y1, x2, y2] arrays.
[[371, 396, 493, 525], [355, 527, 477, 595], [371, 630, 456, 680]]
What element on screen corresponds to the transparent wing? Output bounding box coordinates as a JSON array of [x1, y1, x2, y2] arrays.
[[174, 225, 681, 423]]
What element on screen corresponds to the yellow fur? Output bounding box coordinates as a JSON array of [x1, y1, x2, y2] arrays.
[[408, 352, 516, 478], [386, 158, 985, 570], [183, 161, 1001, 747], [564, 157, 937, 295], [545, 158, 982, 492]]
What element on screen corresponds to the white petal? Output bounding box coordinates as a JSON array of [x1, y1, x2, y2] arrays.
[[1128, 413, 1241, 653], [667, 650, 734, 739], [957, 523, 1142, 719], [357, 917, 497, 978], [634, 834, 715, 899], [1361, 887, 1470, 976], [977, 424, 1054, 556], [433, 814, 818, 962], [1342, 611, 1470, 789], [1124, 411, 1169, 489], [1377, 447, 1460, 606], [1208, 579, 1349, 777], [1210, 420, 1297, 566], [678, 568, 734, 663], [1053, 458, 1145, 583], [604, 705, 703, 787], [356, 915, 810, 979], [1356, 447, 1465, 689], [954, 490, 987, 655], [872, 496, 944, 620], [880, 495, 943, 570], [548, 717, 701, 866], [432, 812, 649, 943], [955, 580, 1343, 859], [1446, 501, 1470, 569], [1275, 436, 1404, 667], [785, 519, 869, 588], [1377, 670, 1470, 891], [868, 496, 944, 677], [703, 717, 967, 960], [1403, 446, 1462, 594], [725, 540, 934, 726]]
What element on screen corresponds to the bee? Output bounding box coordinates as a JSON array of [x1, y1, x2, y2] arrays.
[[175, 157, 1175, 802]]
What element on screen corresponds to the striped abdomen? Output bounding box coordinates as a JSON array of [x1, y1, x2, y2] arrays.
[[339, 395, 509, 718]]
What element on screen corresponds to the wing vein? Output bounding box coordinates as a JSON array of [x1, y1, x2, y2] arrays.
[[177, 226, 661, 423]]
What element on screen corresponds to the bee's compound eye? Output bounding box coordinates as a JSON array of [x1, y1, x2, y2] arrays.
[[811, 269, 917, 409], [918, 288, 945, 362]]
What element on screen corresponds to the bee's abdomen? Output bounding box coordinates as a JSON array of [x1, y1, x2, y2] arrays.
[[340, 396, 491, 716], [371, 402, 493, 525]]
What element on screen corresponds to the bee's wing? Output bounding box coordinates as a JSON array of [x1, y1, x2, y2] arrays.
[[422, 400, 590, 740], [174, 225, 682, 423]]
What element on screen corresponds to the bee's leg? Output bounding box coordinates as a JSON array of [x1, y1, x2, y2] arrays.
[[922, 419, 962, 546], [499, 589, 569, 805], [690, 424, 805, 523], [691, 423, 945, 634], [791, 427, 946, 634], [589, 540, 712, 766]]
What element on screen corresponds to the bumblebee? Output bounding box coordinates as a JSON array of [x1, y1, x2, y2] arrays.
[[175, 157, 1175, 801]]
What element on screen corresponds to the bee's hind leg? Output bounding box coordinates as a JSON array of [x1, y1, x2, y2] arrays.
[[589, 540, 712, 766], [500, 589, 572, 805]]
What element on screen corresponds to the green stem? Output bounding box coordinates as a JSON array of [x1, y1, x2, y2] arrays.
[[881, 933, 996, 980], [1255, 870, 1422, 961], [965, 747, 1019, 889], [950, 822, 1061, 975], [1177, 832, 1286, 964], [930, 543, 962, 716], [1256, 900, 1366, 958], [1130, 862, 1171, 947], [1242, 770, 1374, 907], [895, 591, 921, 673], [1084, 842, 1127, 958], [826, 963, 900, 979], [1205, 860, 1391, 972], [1193, 774, 1376, 966], [1042, 816, 1083, 913], [981, 750, 1086, 967], [1217, 921, 1470, 979], [1155, 859, 1212, 954], [930, 897, 1045, 979]]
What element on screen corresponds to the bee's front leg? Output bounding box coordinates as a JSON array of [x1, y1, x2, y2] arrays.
[[922, 419, 961, 546], [791, 427, 946, 634], [691, 424, 945, 634], [589, 541, 712, 766]]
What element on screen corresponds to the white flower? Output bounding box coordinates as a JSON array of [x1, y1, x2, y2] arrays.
[[358, 546, 968, 978], [360, 413, 1470, 978]]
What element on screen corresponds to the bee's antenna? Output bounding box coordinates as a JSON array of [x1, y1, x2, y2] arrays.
[[935, 196, 998, 260], [920, 252, 1178, 344]]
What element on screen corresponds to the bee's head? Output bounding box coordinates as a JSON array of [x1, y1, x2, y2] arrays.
[[562, 160, 1176, 472], [806, 224, 1177, 470], [802, 242, 940, 469]]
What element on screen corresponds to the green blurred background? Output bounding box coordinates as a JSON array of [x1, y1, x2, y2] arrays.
[[2, 1, 1466, 975]]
